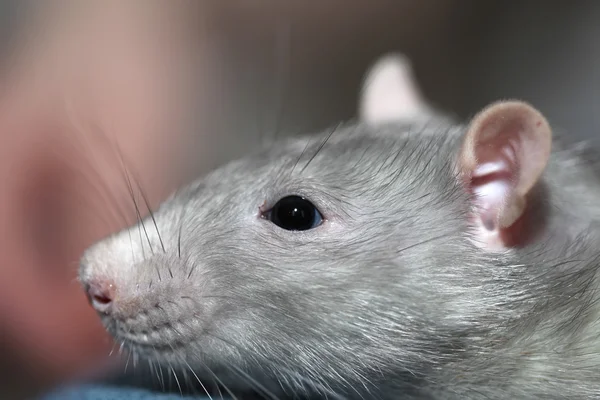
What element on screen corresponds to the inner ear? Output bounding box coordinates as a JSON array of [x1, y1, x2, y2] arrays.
[[459, 101, 552, 248]]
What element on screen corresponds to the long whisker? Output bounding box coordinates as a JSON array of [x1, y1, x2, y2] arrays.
[[300, 123, 339, 174], [63, 157, 131, 229], [276, 365, 349, 400], [158, 362, 166, 392], [108, 340, 118, 357], [178, 197, 193, 260], [133, 350, 139, 371], [204, 367, 239, 400], [117, 151, 149, 263], [129, 165, 167, 254], [213, 377, 224, 400], [397, 234, 448, 254], [124, 350, 132, 374], [290, 137, 312, 175], [112, 145, 166, 282], [113, 144, 154, 254], [183, 360, 214, 400], [169, 362, 183, 396], [64, 101, 150, 274], [62, 98, 132, 228], [227, 364, 280, 400], [148, 359, 158, 389]]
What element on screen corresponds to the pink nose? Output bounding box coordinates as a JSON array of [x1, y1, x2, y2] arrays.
[[85, 280, 116, 313]]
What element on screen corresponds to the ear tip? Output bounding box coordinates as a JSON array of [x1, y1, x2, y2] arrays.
[[363, 52, 414, 86], [359, 52, 432, 124], [480, 99, 545, 118], [474, 99, 552, 137], [374, 52, 412, 69]]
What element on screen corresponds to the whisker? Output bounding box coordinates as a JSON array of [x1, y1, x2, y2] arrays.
[[275, 366, 349, 400], [228, 364, 280, 400], [169, 362, 183, 396], [65, 108, 152, 268], [203, 331, 359, 400], [114, 144, 154, 256], [204, 367, 239, 400], [184, 360, 214, 400], [124, 350, 132, 374], [108, 341, 117, 357], [178, 198, 193, 260], [158, 361, 166, 392], [148, 359, 157, 387], [329, 366, 367, 400], [63, 157, 132, 230], [62, 98, 132, 228], [148, 359, 155, 382], [290, 137, 312, 175], [300, 123, 339, 174], [127, 227, 135, 271], [180, 367, 193, 396], [397, 234, 448, 254], [213, 377, 225, 400], [187, 260, 199, 280], [117, 154, 150, 265], [131, 169, 167, 254], [133, 350, 139, 371]]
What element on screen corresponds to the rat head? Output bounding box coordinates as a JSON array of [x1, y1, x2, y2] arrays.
[[80, 55, 567, 398]]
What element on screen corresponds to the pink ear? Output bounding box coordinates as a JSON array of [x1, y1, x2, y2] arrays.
[[359, 53, 432, 124], [459, 101, 552, 250]]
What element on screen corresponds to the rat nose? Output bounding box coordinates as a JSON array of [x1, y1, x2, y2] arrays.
[[85, 280, 116, 314]]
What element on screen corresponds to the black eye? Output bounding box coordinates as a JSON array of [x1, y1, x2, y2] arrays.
[[266, 195, 323, 231]]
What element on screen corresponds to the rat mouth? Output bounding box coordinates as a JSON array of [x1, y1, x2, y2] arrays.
[[101, 315, 196, 355], [118, 334, 188, 355], [106, 325, 197, 364]]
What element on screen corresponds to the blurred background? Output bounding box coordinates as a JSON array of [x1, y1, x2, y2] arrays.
[[0, 1, 598, 399]]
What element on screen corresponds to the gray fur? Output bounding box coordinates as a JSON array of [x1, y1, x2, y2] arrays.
[[80, 116, 600, 399]]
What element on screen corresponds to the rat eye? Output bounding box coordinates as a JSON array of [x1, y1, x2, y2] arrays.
[[265, 195, 323, 231]]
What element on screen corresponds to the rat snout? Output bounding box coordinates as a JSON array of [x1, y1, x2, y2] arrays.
[[84, 279, 116, 314]]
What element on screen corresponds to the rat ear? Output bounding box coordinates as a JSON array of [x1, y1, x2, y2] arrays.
[[359, 53, 432, 124], [458, 101, 552, 248]]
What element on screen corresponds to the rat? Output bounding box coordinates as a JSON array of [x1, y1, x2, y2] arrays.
[[79, 53, 600, 399]]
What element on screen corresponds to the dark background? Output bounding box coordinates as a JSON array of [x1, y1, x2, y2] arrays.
[[195, 1, 599, 167]]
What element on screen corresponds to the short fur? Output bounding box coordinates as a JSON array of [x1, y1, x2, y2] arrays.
[[80, 56, 600, 399]]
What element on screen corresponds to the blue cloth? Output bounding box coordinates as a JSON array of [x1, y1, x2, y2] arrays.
[[40, 385, 215, 400]]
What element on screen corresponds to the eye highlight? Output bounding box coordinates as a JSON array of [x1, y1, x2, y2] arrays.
[[263, 195, 323, 231]]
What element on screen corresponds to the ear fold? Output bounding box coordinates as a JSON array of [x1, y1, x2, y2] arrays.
[[359, 53, 433, 124], [458, 100, 552, 249]]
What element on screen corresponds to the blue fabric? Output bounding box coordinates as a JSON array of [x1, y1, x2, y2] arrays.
[[40, 384, 216, 400]]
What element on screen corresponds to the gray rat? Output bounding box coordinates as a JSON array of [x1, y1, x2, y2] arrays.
[[79, 53, 600, 399]]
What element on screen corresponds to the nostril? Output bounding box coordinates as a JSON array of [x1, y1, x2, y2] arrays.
[[92, 292, 111, 305], [85, 280, 116, 313]]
